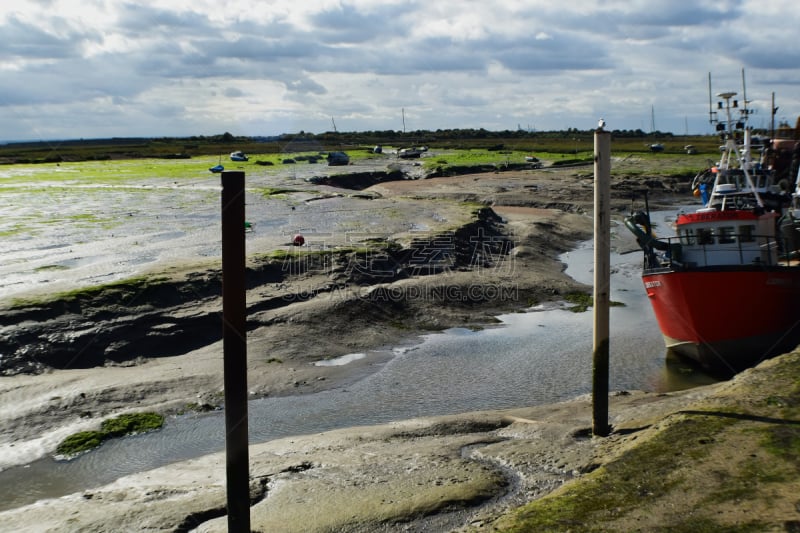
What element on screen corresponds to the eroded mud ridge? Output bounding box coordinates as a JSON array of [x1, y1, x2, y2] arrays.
[[0, 208, 513, 376]]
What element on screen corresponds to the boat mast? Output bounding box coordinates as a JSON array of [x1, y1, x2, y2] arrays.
[[713, 90, 764, 208], [651, 105, 656, 132], [741, 68, 749, 120], [708, 72, 717, 127]]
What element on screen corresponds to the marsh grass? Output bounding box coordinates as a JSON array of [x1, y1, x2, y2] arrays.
[[0, 158, 210, 184], [8, 274, 168, 308], [0, 152, 316, 184], [0, 143, 710, 187], [56, 431, 105, 457], [421, 148, 531, 169], [100, 412, 164, 437], [419, 146, 707, 180], [56, 412, 164, 457], [257, 248, 338, 261]]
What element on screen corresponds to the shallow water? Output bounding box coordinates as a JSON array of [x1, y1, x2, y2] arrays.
[[0, 159, 444, 301], [0, 209, 718, 512]]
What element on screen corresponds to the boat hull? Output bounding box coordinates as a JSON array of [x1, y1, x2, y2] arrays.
[[643, 267, 800, 372]]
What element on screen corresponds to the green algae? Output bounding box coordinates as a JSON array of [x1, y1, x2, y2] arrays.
[[56, 412, 164, 457], [8, 274, 169, 309], [563, 291, 625, 312], [496, 415, 733, 531]]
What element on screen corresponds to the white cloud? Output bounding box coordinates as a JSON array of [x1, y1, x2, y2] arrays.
[[0, 0, 798, 140]]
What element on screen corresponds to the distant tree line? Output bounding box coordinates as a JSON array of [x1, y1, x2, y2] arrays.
[[276, 127, 678, 145], [5, 125, 756, 164]]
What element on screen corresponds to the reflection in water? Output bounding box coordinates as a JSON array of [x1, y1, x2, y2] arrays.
[[662, 350, 731, 387]]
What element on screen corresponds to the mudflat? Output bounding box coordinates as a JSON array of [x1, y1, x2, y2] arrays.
[[5, 156, 797, 531]]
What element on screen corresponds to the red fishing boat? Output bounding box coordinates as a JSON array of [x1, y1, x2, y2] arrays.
[[626, 90, 800, 373]]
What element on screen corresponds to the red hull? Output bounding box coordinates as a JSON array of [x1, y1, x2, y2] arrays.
[[643, 268, 800, 371]]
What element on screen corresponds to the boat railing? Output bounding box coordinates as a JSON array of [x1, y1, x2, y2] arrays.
[[643, 233, 797, 271]]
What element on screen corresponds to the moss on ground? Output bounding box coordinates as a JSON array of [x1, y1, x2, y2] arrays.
[[100, 412, 164, 437], [484, 351, 800, 532], [563, 291, 625, 312], [495, 415, 731, 531], [8, 275, 169, 309], [56, 412, 164, 457], [55, 431, 107, 457]]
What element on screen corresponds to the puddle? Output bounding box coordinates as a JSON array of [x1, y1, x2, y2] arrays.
[[313, 353, 367, 367]]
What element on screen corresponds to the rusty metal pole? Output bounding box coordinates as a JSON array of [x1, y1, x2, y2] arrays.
[[221, 171, 250, 531], [592, 129, 612, 437]]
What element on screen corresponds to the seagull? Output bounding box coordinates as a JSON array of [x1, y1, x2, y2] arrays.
[[598, 118, 606, 130]]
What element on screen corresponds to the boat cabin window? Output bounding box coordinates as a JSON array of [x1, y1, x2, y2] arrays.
[[696, 228, 714, 245], [738, 225, 755, 243], [718, 226, 735, 244], [679, 228, 696, 245]]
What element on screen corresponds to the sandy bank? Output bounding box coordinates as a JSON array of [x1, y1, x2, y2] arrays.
[[0, 387, 707, 532], [3, 349, 799, 532]]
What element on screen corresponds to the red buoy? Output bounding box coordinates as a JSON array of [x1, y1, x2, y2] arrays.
[[292, 234, 305, 246]]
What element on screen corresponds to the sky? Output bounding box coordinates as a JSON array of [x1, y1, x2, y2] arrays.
[[2, 0, 799, 142]]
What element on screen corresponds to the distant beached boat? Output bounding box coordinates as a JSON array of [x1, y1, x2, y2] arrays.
[[210, 155, 224, 173], [398, 147, 425, 159], [327, 151, 350, 166], [230, 151, 248, 162]]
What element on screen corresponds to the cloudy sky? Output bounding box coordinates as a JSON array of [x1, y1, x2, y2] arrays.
[[2, 0, 799, 141]]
